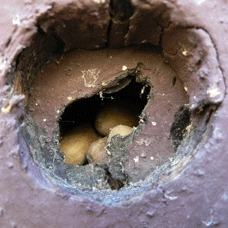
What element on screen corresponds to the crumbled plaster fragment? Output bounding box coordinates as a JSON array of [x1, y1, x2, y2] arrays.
[[134, 156, 139, 163], [122, 65, 127, 71], [206, 84, 222, 100], [182, 50, 188, 56]]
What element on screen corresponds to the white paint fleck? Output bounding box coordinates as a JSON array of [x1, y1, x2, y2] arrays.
[[141, 86, 145, 94], [151, 121, 157, 126], [106, 150, 111, 156], [206, 84, 222, 100], [164, 193, 178, 200], [141, 40, 147, 43], [182, 49, 188, 56], [13, 14, 21, 26], [94, 0, 106, 3], [35, 103, 38, 106], [122, 65, 127, 71], [213, 127, 223, 140], [195, 0, 206, 5], [136, 138, 152, 146], [82, 68, 100, 87], [202, 209, 215, 227], [150, 157, 154, 160], [43, 119, 46, 122], [184, 86, 188, 92], [67, 96, 73, 101], [222, 193, 227, 201], [95, 45, 100, 48], [140, 152, 147, 158], [57, 110, 60, 114], [134, 156, 139, 163], [0, 56, 7, 75], [202, 216, 214, 227], [99, 91, 104, 100], [7, 162, 14, 168]]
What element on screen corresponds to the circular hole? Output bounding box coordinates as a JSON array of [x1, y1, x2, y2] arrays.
[[10, 1, 225, 205], [58, 72, 151, 189]]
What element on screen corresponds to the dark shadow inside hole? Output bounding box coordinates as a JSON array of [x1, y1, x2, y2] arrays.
[[59, 75, 151, 138], [110, 0, 135, 22], [170, 105, 191, 149]]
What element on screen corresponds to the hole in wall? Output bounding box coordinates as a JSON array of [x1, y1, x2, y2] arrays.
[[10, 1, 225, 205], [58, 70, 151, 189], [59, 75, 149, 138]]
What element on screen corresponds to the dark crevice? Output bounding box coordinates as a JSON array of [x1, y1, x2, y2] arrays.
[[172, 76, 177, 86], [5, 37, 12, 48], [109, 0, 134, 22], [170, 105, 191, 150], [104, 166, 124, 190], [157, 22, 164, 47], [105, 18, 112, 48]]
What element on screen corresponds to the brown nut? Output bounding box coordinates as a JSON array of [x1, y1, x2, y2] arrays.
[[86, 137, 109, 164], [60, 124, 100, 166], [95, 101, 138, 136], [108, 125, 133, 141]]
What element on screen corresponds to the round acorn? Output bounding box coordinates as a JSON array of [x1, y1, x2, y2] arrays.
[[86, 137, 109, 164], [95, 101, 138, 136], [60, 124, 100, 166], [108, 125, 133, 141]]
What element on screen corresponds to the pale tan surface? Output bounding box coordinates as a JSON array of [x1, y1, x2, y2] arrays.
[[108, 125, 133, 141], [60, 124, 100, 165], [95, 102, 138, 136]]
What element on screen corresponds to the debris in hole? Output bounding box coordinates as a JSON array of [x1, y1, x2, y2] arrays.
[[60, 124, 101, 165], [170, 105, 191, 149], [95, 101, 139, 136]]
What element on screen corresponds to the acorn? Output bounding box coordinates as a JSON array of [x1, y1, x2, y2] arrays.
[[60, 124, 100, 166], [108, 125, 133, 141], [86, 125, 133, 164], [86, 137, 109, 164], [95, 101, 138, 136]]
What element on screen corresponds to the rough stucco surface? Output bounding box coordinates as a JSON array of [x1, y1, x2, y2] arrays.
[[0, 0, 228, 227]]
